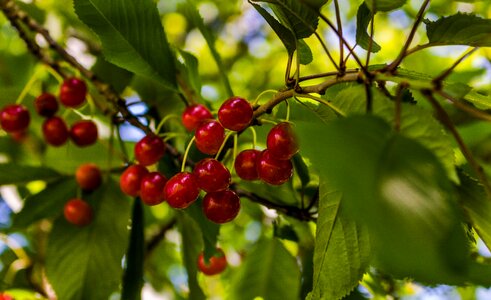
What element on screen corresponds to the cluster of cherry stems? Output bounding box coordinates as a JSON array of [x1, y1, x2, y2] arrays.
[[0, 82, 299, 275]]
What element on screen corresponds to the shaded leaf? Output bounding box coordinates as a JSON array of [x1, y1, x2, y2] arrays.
[[91, 56, 133, 93], [0, 164, 63, 185], [74, 0, 177, 90], [365, 0, 407, 12], [298, 39, 313, 65], [186, 198, 220, 260], [356, 2, 381, 53], [45, 179, 131, 300], [425, 13, 491, 47], [231, 238, 301, 300]]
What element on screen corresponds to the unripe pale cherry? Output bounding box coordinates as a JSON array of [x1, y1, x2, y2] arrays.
[[70, 120, 98, 147], [0, 104, 30, 133], [64, 198, 93, 226], [60, 77, 87, 108], [194, 120, 225, 155], [182, 104, 213, 131], [266, 122, 299, 160], [234, 149, 261, 181], [140, 172, 167, 206], [134, 134, 166, 166], [256, 150, 293, 185], [42, 116, 69, 146], [218, 96, 253, 131], [193, 158, 231, 192], [163, 172, 200, 209], [120, 164, 149, 197], [202, 189, 240, 224], [76, 163, 102, 191], [197, 248, 227, 275]]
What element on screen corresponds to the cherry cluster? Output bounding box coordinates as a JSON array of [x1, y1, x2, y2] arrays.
[[0, 77, 98, 147]]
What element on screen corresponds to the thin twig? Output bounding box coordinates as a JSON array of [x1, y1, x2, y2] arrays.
[[314, 31, 340, 71], [333, 0, 345, 72], [366, 13, 375, 67], [433, 47, 478, 84]]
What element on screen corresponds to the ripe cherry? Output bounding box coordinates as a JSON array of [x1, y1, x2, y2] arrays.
[[203, 189, 240, 224], [234, 149, 261, 181], [163, 172, 200, 209], [64, 198, 93, 226], [0, 104, 30, 133], [140, 172, 167, 206], [194, 120, 225, 155], [267, 122, 299, 160], [218, 96, 253, 131], [120, 164, 149, 197], [182, 104, 213, 131], [256, 150, 293, 185], [34, 92, 58, 117], [134, 134, 165, 166], [193, 158, 231, 192], [42, 116, 69, 146], [60, 77, 87, 108], [0, 293, 14, 300], [197, 248, 227, 276], [76, 163, 102, 191], [70, 120, 98, 147]]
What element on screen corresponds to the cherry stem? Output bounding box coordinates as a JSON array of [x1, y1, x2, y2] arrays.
[[231, 134, 238, 176], [257, 118, 277, 126], [45, 65, 64, 83], [253, 89, 278, 106], [15, 65, 43, 104], [116, 125, 130, 164], [181, 136, 196, 172], [156, 114, 180, 134], [161, 133, 188, 142], [295, 93, 346, 117], [215, 131, 235, 160], [249, 126, 257, 149], [285, 99, 291, 122]]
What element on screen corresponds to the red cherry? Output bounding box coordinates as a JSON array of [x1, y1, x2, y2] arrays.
[[140, 172, 167, 206], [267, 122, 299, 160], [182, 104, 213, 131], [163, 172, 200, 209], [42, 116, 69, 146], [134, 134, 166, 166], [34, 92, 59, 117], [234, 149, 261, 181], [0, 104, 30, 133], [120, 164, 149, 197], [218, 96, 253, 131], [197, 248, 227, 276], [76, 163, 102, 191], [0, 293, 14, 300], [202, 189, 240, 224], [59, 77, 87, 108], [64, 198, 93, 226], [70, 120, 98, 147], [193, 158, 231, 192], [194, 120, 225, 155], [256, 150, 293, 185]]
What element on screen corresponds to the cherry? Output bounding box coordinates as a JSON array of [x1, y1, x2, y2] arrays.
[[0, 104, 30, 133], [120, 164, 149, 197], [59, 77, 87, 108], [64, 198, 93, 226], [197, 248, 227, 276], [218, 96, 253, 131], [0, 293, 13, 300], [34, 92, 58, 117], [70, 120, 98, 147], [182, 104, 213, 131], [234, 149, 261, 181], [193, 158, 231, 192], [202, 189, 240, 224], [42, 116, 69, 146], [256, 150, 293, 185], [140, 172, 167, 206], [134, 134, 166, 166], [163, 172, 200, 209], [266, 122, 299, 160], [76, 163, 102, 191], [194, 120, 225, 155]]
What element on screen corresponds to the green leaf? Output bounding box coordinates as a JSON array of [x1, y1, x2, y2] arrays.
[[91, 56, 133, 93], [364, 0, 407, 12], [297, 116, 471, 284], [356, 2, 381, 53], [45, 179, 131, 300], [252, 0, 319, 39], [121, 199, 144, 300], [177, 212, 206, 300], [177, 50, 202, 98], [74, 0, 177, 90], [309, 182, 370, 300], [0, 163, 63, 185], [425, 13, 491, 47], [231, 238, 301, 300], [11, 178, 77, 229], [186, 198, 220, 260], [298, 39, 313, 65], [179, 0, 234, 97], [457, 172, 491, 250], [464, 90, 491, 110]]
